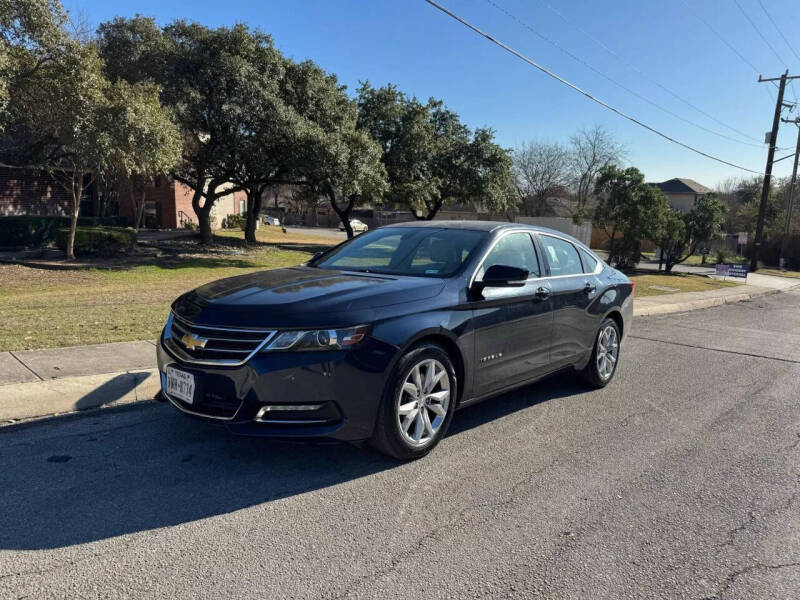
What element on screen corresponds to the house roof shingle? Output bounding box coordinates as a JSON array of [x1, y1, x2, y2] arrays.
[[651, 178, 713, 195]]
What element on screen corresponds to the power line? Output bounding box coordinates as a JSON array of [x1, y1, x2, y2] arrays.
[[484, 0, 764, 148], [755, 0, 800, 107], [734, 0, 787, 68], [423, 0, 762, 174], [732, 0, 798, 105], [679, 0, 777, 103], [529, 0, 765, 145], [734, 0, 800, 109], [757, 0, 800, 63]]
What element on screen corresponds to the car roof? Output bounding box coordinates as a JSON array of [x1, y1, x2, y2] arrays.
[[384, 220, 583, 242]]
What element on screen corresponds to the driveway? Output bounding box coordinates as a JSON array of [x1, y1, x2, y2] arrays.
[[1, 290, 799, 599]]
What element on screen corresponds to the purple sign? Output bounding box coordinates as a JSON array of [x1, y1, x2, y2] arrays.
[[715, 263, 748, 278]]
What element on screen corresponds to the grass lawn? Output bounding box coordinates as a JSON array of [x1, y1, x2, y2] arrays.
[[0, 230, 331, 352], [0, 228, 753, 351], [628, 271, 741, 297], [756, 268, 800, 279]]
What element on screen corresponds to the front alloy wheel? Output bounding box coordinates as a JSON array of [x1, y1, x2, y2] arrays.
[[371, 343, 457, 460], [396, 359, 451, 447]]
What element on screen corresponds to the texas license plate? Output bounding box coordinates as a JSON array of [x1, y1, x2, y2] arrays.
[[166, 366, 195, 404]]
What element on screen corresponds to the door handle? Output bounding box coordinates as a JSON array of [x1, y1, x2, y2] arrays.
[[534, 287, 550, 300], [583, 282, 597, 294]]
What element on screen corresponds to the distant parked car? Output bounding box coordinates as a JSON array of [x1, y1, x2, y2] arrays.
[[341, 218, 368, 233], [262, 215, 281, 226]]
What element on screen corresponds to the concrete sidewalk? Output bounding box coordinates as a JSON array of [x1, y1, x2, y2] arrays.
[[633, 283, 787, 315], [1, 278, 798, 424], [0, 341, 159, 422]]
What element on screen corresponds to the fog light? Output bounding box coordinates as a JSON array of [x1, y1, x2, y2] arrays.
[[255, 404, 323, 420]]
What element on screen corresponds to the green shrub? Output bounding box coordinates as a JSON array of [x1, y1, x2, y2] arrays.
[[715, 248, 730, 264], [55, 226, 137, 257], [182, 220, 197, 230], [0, 215, 130, 248], [221, 214, 245, 230]]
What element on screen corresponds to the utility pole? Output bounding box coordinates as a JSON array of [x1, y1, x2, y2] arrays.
[[752, 70, 799, 271], [779, 117, 800, 269]]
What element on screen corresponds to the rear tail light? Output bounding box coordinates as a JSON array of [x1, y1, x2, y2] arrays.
[[630, 281, 635, 295]]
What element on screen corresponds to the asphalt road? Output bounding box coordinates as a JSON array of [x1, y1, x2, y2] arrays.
[[2, 290, 799, 599]]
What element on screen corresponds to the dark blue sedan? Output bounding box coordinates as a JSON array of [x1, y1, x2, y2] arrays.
[[157, 221, 633, 459]]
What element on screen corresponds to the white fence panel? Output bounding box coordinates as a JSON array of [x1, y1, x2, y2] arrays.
[[515, 216, 591, 246]]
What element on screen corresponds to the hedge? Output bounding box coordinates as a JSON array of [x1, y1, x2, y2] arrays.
[[756, 234, 800, 270], [55, 226, 137, 257], [0, 215, 130, 248]]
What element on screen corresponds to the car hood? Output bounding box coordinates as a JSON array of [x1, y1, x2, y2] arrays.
[[173, 266, 446, 327]]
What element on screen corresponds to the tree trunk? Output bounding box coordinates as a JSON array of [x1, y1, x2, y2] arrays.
[[418, 199, 443, 221], [326, 186, 354, 238], [132, 177, 147, 231], [244, 187, 264, 244], [135, 187, 147, 230], [66, 171, 82, 260], [191, 188, 213, 245], [607, 227, 617, 266]]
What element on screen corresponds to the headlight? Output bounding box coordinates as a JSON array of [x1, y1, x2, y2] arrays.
[[263, 325, 369, 352]]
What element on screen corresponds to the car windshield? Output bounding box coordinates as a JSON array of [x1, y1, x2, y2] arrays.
[[312, 227, 487, 277]]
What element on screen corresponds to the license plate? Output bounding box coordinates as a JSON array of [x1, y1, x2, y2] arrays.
[[166, 366, 195, 404]]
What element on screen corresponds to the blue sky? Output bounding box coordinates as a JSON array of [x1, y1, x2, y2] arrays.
[[64, 0, 800, 187]]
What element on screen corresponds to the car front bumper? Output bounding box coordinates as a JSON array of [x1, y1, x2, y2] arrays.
[[156, 333, 400, 441]]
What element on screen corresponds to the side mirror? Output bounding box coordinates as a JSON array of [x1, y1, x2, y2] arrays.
[[481, 264, 529, 287]]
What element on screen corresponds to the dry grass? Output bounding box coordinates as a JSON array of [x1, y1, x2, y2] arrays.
[[0, 230, 330, 351], [216, 227, 342, 246], [628, 272, 741, 297], [756, 268, 800, 279]]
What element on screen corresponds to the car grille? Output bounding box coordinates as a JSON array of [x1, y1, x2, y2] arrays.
[[164, 313, 276, 366]]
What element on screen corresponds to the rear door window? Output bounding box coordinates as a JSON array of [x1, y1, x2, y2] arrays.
[[579, 248, 599, 273], [540, 235, 583, 277]]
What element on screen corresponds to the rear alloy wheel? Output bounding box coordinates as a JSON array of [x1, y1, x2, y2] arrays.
[[578, 318, 621, 387], [370, 343, 457, 460]]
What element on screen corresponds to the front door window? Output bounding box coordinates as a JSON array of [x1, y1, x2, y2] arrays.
[[476, 232, 540, 281]]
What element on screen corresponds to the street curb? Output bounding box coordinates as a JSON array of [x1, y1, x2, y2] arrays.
[[0, 368, 160, 423], [632, 284, 798, 317]]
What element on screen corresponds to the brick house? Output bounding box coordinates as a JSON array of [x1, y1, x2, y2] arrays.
[[0, 166, 245, 229], [115, 177, 246, 229], [0, 166, 83, 216]]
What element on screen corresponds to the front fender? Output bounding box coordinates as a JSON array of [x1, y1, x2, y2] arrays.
[[371, 308, 475, 403]]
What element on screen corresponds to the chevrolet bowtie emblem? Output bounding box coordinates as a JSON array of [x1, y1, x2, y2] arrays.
[[181, 333, 208, 350]]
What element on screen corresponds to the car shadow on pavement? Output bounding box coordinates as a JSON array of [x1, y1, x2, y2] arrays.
[[0, 371, 585, 550], [74, 372, 152, 411]]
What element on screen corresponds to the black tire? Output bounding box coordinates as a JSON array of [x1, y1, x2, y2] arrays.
[[578, 318, 621, 388], [370, 342, 457, 460]]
